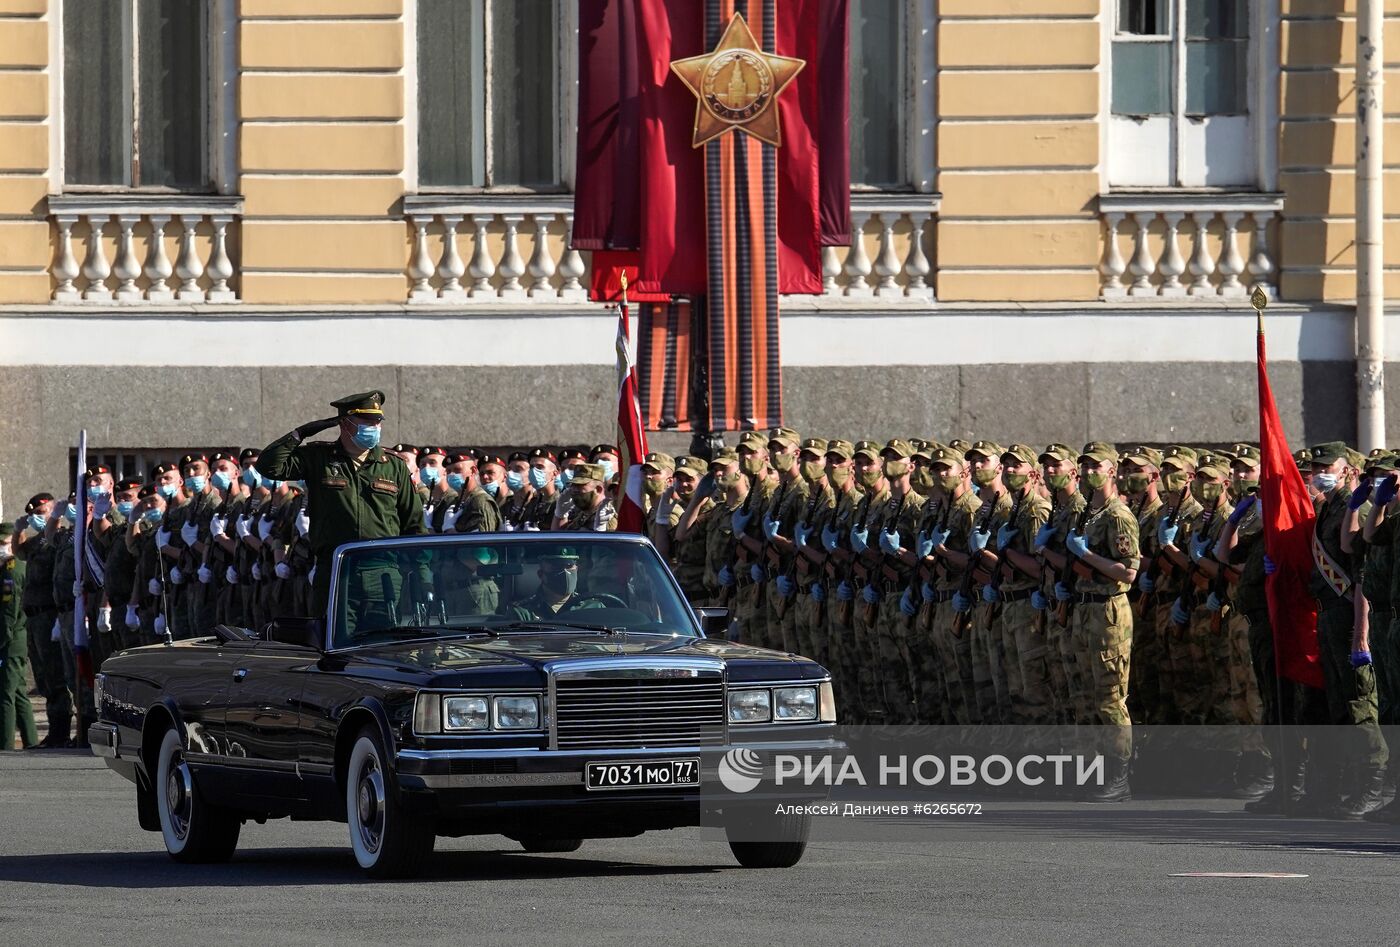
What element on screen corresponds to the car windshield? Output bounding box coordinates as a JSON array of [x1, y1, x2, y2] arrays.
[[329, 536, 700, 649]]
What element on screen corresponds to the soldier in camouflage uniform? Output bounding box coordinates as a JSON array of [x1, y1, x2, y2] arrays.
[[758, 428, 809, 654], [788, 439, 835, 663], [560, 463, 617, 532], [959, 440, 1012, 725], [697, 450, 744, 624], [521, 448, 563, 531], [1170, 452, 1235, 726], [928, 446, 983, 725], [729, 432, 778, 646], [843, 441, 890, 719], [870, 439, 926, 724], [1361, 452, 1400, 822], [1118, 446, 1166, 724], [818, 441, 861, 717], [1148, 446, 1204, 724], [657, 455, 709, 603], [1034, 444, 1087, 725], [639, 452, 676, 537]]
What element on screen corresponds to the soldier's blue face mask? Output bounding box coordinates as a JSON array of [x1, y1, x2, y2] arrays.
[[211, 470, 233, 491], [26, 513, 44, 531], [86, 485, 109, 501], [62, 503, 77, 523], [446, 472, 467, 492], [507, 471, 526, 491], [529, 467, 550, 490], [598, 459, 616, 481], [184, 475, 206, 493], [352, 423, 381, 450], [142, 508, 162, 525], [483, 480, 500, 497], [241, 467, 262, 488], [158, 483, 179, 500], [116, 500, 135, 518], [420, 466, 440, 486]]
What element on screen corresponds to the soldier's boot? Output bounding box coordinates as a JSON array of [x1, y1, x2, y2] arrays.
[[1229, 750, 1274, 800], [1329, 769, 1387, 821], [1246, 754, 1306, 814], [1083, 756, 1132, 803]]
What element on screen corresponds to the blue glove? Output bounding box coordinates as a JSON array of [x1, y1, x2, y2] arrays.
[[996, 523, 1018, 551], [1171, 598, 1190, 625], [879, 529, 901, 555], [1065, 532, 1089, 558], [1030, 590, 1048, 611], [899, 589, 917, 617], [717, 565, 735, 587], [862, 584, 880, 605], [916, 532, 935, 559], [920, 581, 935, 600], [1158, 520, 1179, 547], [810, 583, 826, 603], [1263, 554, 1276, 575], [1138, 571, 1155, 593], [1349, 479, 1373, 511], [1377, 475, 1400, 507], [836, 580, 853, 602], [1033, 523, 1056, 550], [1054, 581, 1072, 602], [1190, 535, 1212, 562], [1353, 649, 1374, 668], [951, 591, 972, 613], [822, 525, 840, 552], [1227, 495, 1257, 525], [732, 507, 753, 534], [749, 563, 764, 583], [982, 584, 1000, 604], [794, 522, 811, 548], [1205, 591, 1223, 612], [775, 575, 795, 597], [968, 528, 990, 553], [928, 525, 950, 550], [850, 526, 869, 553], [762, 515, 780, 541]]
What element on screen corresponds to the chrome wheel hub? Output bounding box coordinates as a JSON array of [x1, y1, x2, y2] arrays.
[[165, 755, 193, 840], [355, 758, 385, 854]]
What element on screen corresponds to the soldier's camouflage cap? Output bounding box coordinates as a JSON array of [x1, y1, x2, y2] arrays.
[[799, 437, 828, 458], [710, 448, 740, 467], [825, 439, 855, 461], [1121, 445, 1164, 468], [947, 438, 972, 455], [1078, 441, 1119, 465], [882, 438, 914, 459], [1160, 445, 1199, 470], [912, 440, 944, 461], [1231, 445, 1261, 468], [1001, 443, 1038, 467], [768, 427, 801, 449], [737, 431, 768, 452], [909, 438, 929, 452], [331, 390, 385, 418], [1196, 452, 1232, 477], [965, 440, 1003, 461], [676, 455, 706, 476], [927, 446, 963, 468], [572, 463, 608, 484], [1038, 443, 1075, 464], [1370, 453, 1400, 473], [642, 451, 675, 472], [1309, 441, 1352, 465], [852, 440, 882, 461]]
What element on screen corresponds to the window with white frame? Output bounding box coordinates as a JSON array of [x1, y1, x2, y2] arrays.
[[850, 0, 908, 189], [62, 0, 211, 190], [417, 0, 561, 190], [1109, 0, 1252, 187]]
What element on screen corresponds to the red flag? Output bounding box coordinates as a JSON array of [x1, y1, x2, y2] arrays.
[[616, 279, 649, 534], [1258, 317, 1324, 690]]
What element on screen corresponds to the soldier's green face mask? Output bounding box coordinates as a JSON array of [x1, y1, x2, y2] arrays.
[[1227, 477, 1258, 501], [1162, 470, 1190, 493], [883, 459, 910, 480], [857, 467, 882, 490], [937, 471, 962, 493], [912, 468, 937, 495], [1191, 480, 1225, 504], [1122, 473, 1153, 495], [771, 451, 796, 474], [828, 465, 852, 489], [1081, 470, 1111, 493], [717, 469, 742, 489], [644, 478, 666, 497], [1002, 471, 1030, 492], [1045, 472, 1073, 492], [972, 466, 999, 487], [741, 454, 766, 476], [800, 460, 825, 484]]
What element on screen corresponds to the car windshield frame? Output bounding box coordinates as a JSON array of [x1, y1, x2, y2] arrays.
[[323, 532, 705, 652]]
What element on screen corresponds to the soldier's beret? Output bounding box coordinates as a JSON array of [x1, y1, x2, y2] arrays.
[[710, 448, 740, 467], [559, 447, 587, 464], [590, 443, 619, 458], [1122, 445, 1164, 468], [883, 438, 914, 459], [527, 447, 556, 464], [84, 464, 111, 478], [675, 455, 706, 476], [768, 427, 801, 449], [24, 493, 52, 513], [852, 440, 882, 461], [1309, 441, 1350, 465], [799, 437, 828, 457], [965, 440, 1003, 461], [239, 448, 260, 464], [1231, 445, 1261, 468], [115, 477, 142, 492], [824, 439, 855, 461], [1160, 445, 1199, 469], [208, 451, 239, 467], [507, 451, 529, 465], [150, 462, 177, 480], [1078, 442, 1119, 465], [444, 452, 475, 466], [389, 443, 416, 455], [643, 451, 675, 471], [417, 445, 446, 459], [331, 390, 385, 418], [737, 431, 768, 452], [1001, 443, 1038, 467], [137, 484, 157, 499], [479, 455, 505, 469], [572, 463, 608, 484], [179, 453, 208, 471]]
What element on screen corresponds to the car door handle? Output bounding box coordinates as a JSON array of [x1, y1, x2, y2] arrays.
[[233, 668, 248, 682]]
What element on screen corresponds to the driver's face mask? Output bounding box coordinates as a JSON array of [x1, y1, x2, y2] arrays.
[[542, 566, 578, 597]]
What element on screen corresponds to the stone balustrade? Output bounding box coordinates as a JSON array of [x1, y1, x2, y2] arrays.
[[824, 192, 939, 301], [46, 196, 243, 304], [1098, 193, 1284, 301]]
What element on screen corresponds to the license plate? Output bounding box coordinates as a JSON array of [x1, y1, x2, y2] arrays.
[[584, 758, 700, 791]]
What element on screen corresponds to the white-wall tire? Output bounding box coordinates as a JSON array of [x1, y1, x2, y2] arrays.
[[155, 726, 239, 863], [346, 727, 435, 878]]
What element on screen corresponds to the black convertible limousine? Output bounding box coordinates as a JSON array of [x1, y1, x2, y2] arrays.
[[90, 533, 840, 877]]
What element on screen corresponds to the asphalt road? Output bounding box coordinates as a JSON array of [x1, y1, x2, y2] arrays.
[[1, 752, 1397, 947]]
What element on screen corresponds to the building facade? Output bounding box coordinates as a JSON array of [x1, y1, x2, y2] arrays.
[[0, 0, 1392, 506]]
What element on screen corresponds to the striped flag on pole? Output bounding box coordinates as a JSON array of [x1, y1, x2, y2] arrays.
[[73, 429, 95, 685], [616, 273, 649, 534]]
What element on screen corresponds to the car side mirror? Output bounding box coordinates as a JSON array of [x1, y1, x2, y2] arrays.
[[266, 616, 324, 650], [694, 606, 730, 637]]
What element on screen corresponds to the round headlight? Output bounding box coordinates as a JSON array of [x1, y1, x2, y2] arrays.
[[728, 689, 772, 723], [492, 695, 540, 730], [443, 696, 489, 731], [773, 686, 817, 721]]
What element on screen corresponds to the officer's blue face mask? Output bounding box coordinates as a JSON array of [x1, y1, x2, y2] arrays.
[[142, 508, 163, 525], [158, 482, 179, 500], [241, 467, 262, 488], [561, 468, 576, 486], [598, 459, 617, 481], [483, 480, 500, 497], [26, 513, 44, 532], [184, 475, 206, 493], [507, 470, 526, 491], [86, 485, 109, 501], [352, 423, 381, 451], [116, 501, 135, 518], [420, 465, 440, 486], [446, 472, 466, 492], [211, 470, 233, 491], [62, 503, 77, 523], [529, 467, 550, 490]]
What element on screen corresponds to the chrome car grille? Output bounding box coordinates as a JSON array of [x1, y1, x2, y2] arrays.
[[552, 673, 726, 750]]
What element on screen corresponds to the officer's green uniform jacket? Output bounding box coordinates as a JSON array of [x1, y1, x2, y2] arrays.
[[508, 590, 607, 622], [3, 553, 26, 656], [102, 509, 140, 612], [18, 529, 57, 614], [52, 526, 76, 614], [1310, 485, 1364, 606], [1230, 501, 1267, 618], [258, 433, 426, 559], [452, 487, 501, 534]]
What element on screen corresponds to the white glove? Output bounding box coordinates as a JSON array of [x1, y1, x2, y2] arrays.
[[51, 619, 60, 642], [295, 509, 309, 537], [442, 504, 463, 531], [275, 561, 292, 580], [124, 604, 140, 630], [308, 565, 317, 585], [198, 565, 212, 584], [148, 577, 162, 596], [252, 562, 263, 581], [501, 521, 517, 532], [154, 615, 166, 637], [423, 504, 434, 529], [169, 566, 185, 585], [210, 515, 227, 539], [225, 566, 238, 585], [235, 515, 251, 539], [257, 516, 274, 540], [180, 521, 199, 545], [426, 589, 436, 603], [524, 523, 541, 532], [72, 579, 83, 598], [156, 526, 172, 549], [96, 607, 111, 633]]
